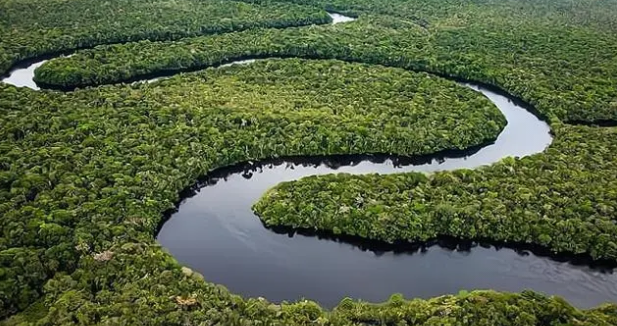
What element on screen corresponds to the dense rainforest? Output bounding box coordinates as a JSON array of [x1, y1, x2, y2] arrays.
[[1, 0, 617, 325], [0, 0, 329, 74], [33, 5, 617, 123], [254, 123, 617, 260], [0, 59, 506, 320]]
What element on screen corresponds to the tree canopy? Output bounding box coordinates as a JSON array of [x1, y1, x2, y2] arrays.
[[2, 0, 617, 324]]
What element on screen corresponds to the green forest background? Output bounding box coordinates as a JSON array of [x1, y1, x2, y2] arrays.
[[1, 0, 617, 324]]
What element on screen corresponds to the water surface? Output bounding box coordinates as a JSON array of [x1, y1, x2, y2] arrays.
[[157, 150, 617, 310], [0, 12, 354, 90], [3, 12, 608, 311], [154, 85, 614, 309], [1, 59, 46, 90]]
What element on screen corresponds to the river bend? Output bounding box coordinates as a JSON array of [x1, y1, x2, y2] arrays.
[[3, 12, 614, 310]]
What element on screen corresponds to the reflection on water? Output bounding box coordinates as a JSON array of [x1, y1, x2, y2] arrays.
[[153, 86, 613, 309], [158, 155, 617, 309], [328, 12, 356, 24], [0, 12, 355, 90], [2, 13, 600, 310], [1, 59, 46, 90]]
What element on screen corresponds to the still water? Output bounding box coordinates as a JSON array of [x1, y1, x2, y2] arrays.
[[156, 84, 615, 309], [3, 12, 608, 310]]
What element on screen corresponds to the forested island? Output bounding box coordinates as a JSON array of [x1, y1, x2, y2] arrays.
[[1, 0, 617, 325]]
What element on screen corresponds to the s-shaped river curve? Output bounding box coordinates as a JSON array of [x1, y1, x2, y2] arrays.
[[3, 12, 616, 310]]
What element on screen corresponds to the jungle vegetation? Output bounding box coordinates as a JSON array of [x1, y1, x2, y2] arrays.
[[0, 59, 503, 321], [254, 123, 617, 260], [33, 7, 617, 123], [0, 0, 329, 74], [1, 0, 617, 324]]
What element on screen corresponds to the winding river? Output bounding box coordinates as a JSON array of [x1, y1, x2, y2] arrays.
[[2, 12, 616, 310]]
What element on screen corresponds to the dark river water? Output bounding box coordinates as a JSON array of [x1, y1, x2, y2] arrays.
[[0, 12, 350, 90], [2, 12, 615, 310], [156, 82, 616, 309]]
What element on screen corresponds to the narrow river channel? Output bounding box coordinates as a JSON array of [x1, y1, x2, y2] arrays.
[[155, 83, 616, 309], [2, 12, 614, 310]]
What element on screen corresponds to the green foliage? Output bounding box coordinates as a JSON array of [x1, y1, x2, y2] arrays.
[[0, 300, 47, 326], [0, 0, 329, 73], [0, 249, 48, 317], [254, 124, 617, 260], [2, 0, 617, 324], [330, 290, 616, 326], [0, 59, 503, 320], [35, 10, 617, 123]]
